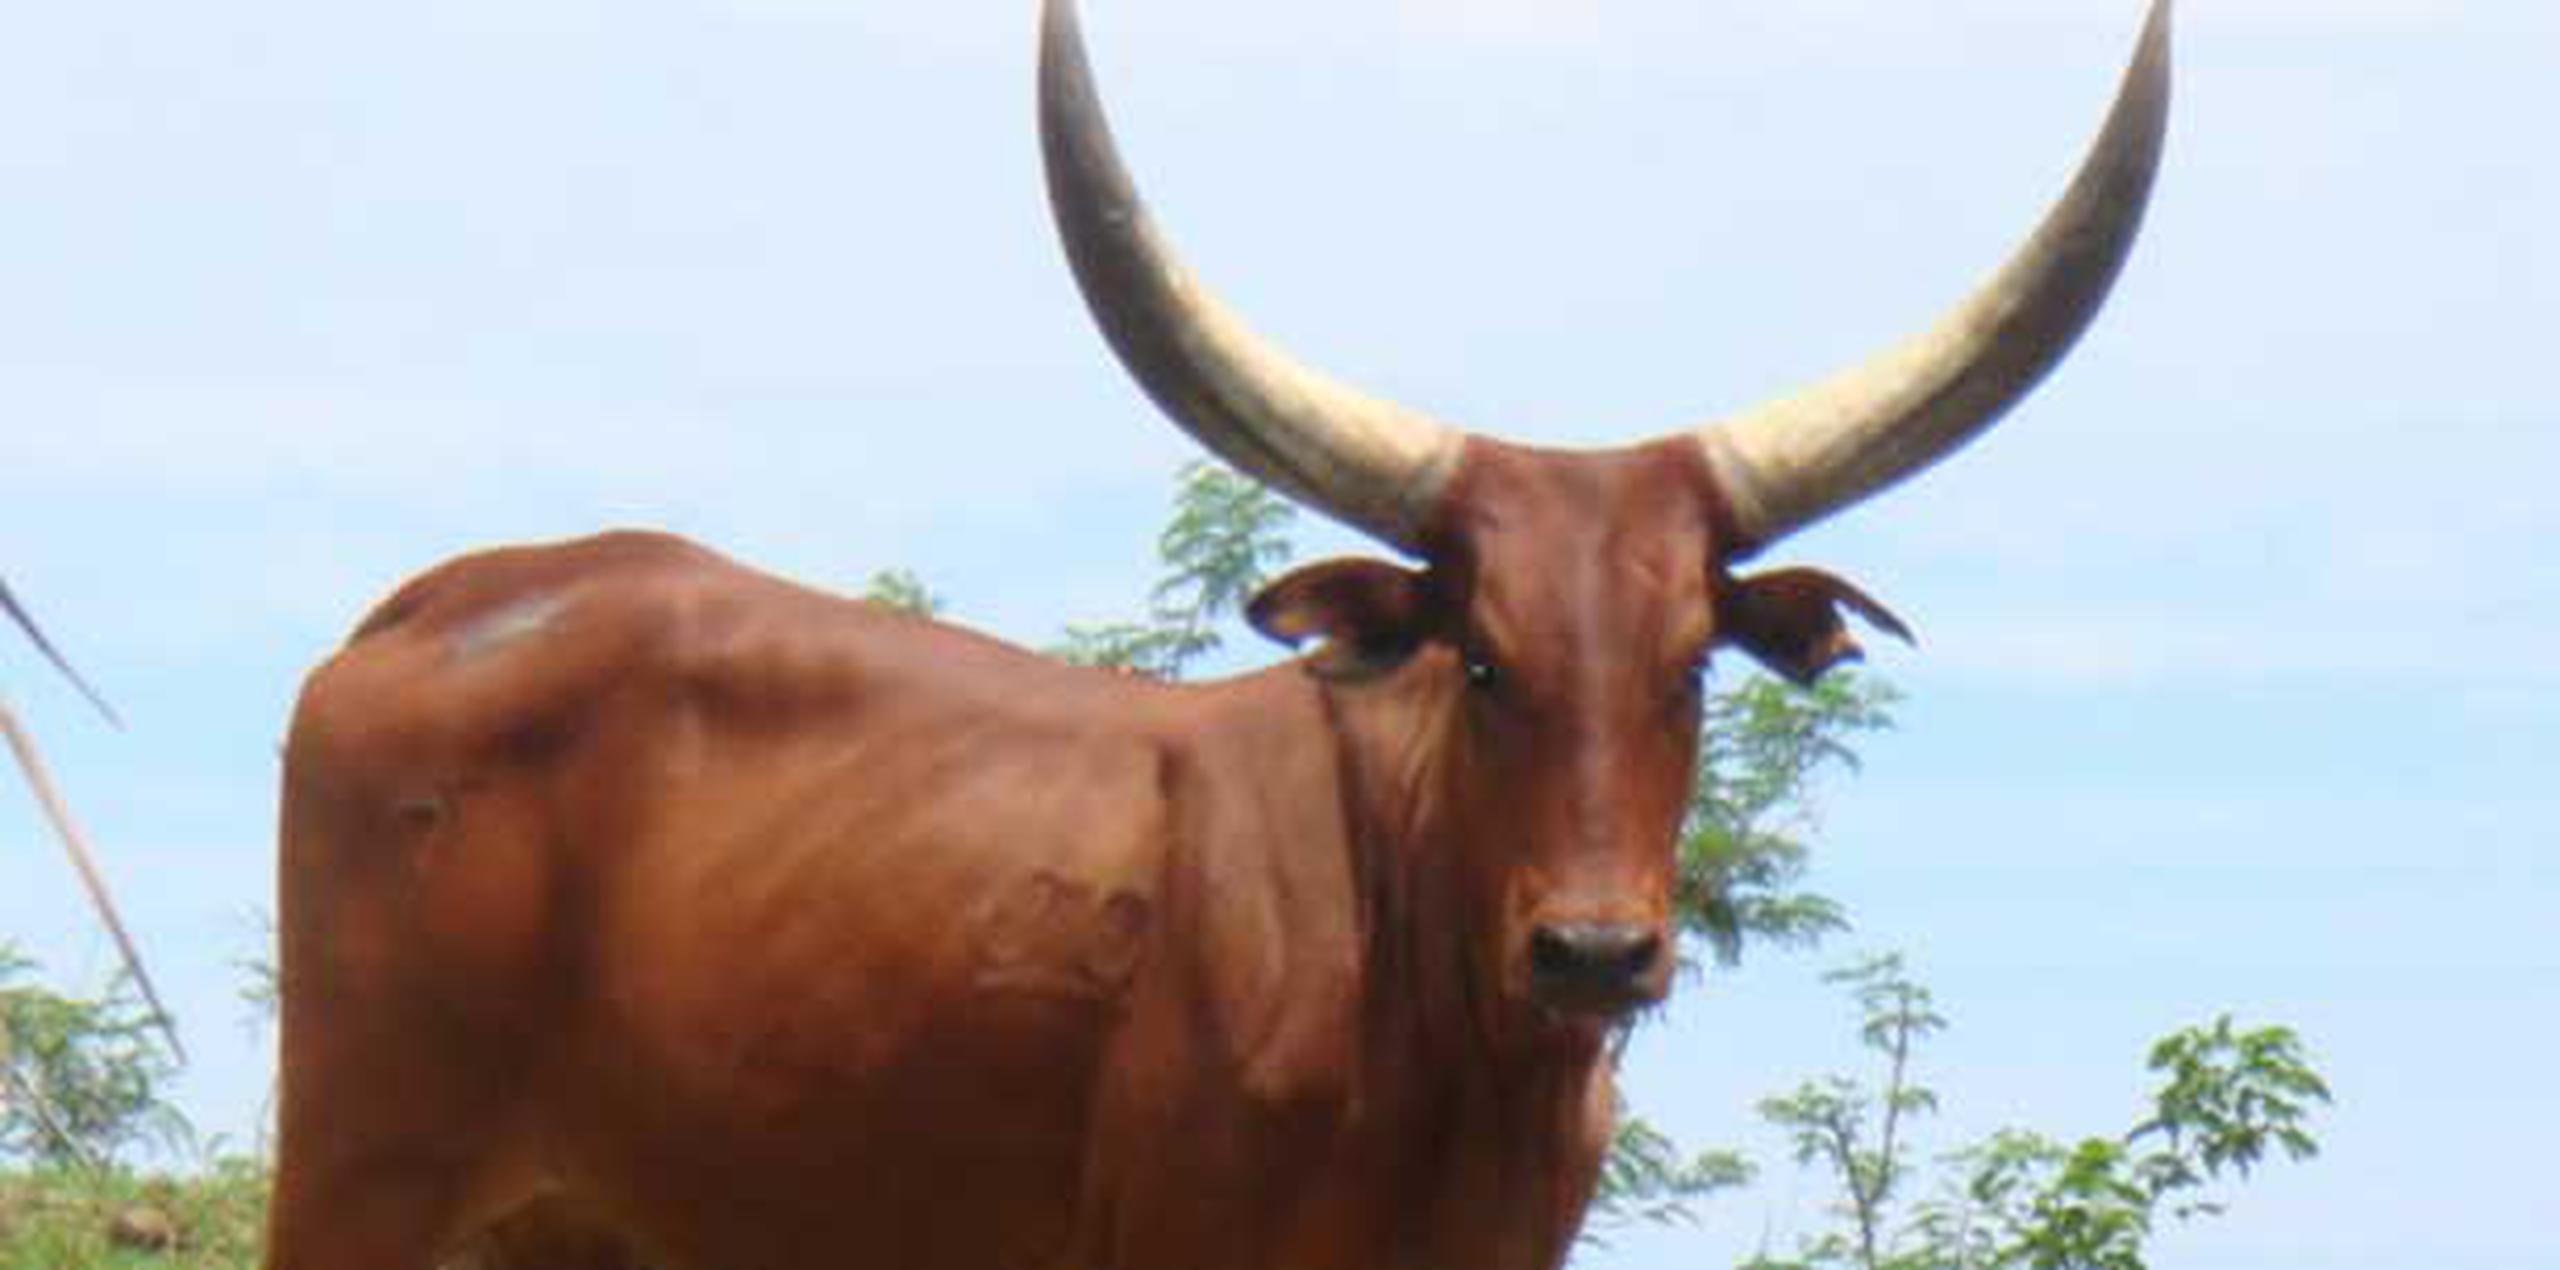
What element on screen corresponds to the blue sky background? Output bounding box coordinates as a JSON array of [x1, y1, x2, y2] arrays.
[[2, 1, 2552, 1266]]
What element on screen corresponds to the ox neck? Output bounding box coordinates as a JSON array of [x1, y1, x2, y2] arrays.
[[1169, 659, 1617, 1267], [1282, 656, 1610, 1066], [1319, 655, 1615, 1266]]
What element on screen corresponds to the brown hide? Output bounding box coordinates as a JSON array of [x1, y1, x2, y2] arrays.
[[272, 478, 1800, 1269]]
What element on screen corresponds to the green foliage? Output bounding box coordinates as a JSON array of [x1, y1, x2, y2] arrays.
[[1910, 1017, 2330, 1270], [232, 921, 276, 1038], [1589, 1111, 1757, 1235], [0, 949, 266, 1270], [2134, 1016, 2330, 1187], [1051, 619, 1204, 681], [0, 1159, 266, 1270], [1055, 461, 1296, 680], [1739, 956, 2329, 1270], [1679, 673, 1897, 969], [1148, 461, 1296, 638], [1589, 673, 1895, 1234], [1751, 955, 1945, 1270], [0, 945, 188, 1171], [858, 568, 943, 617]]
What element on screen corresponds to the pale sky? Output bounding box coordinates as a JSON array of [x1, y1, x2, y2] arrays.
[[3, 2, 2552, 1267]]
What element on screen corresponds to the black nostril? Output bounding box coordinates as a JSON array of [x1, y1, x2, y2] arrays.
[[1529, 926, 1581, 979], [1619, 930, 1664, 977], [1529, 923, 1663, 990]]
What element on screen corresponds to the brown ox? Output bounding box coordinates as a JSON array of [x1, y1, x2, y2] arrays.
[[266, 4, 2171, 1269]]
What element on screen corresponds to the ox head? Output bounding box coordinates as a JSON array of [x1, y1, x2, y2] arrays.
[[1040, 1, 2170, 1028]]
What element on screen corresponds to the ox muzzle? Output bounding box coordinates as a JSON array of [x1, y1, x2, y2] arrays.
[[1526, 920, 1668, 1018]]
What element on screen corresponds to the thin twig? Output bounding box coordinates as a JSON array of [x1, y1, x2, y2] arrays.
[[0, 693, 185, 1062], [0, 578, 122, 729]]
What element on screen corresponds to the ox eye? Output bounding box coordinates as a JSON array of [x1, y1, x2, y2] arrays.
[[1461, 652, 1502, 692]]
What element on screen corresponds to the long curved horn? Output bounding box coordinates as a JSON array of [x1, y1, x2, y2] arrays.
[[1039, 0, 1463, 552], [1695, 0, 2173, 548]]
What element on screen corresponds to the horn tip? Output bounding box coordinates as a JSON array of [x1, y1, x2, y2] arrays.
[[1042, 0, 1082, 48], [2139, 0, 2175, 78]]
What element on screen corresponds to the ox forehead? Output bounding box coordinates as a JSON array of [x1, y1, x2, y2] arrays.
[[1249, 438, 1909, 692], [1441, 448, 1730, 684], [261, 5, 2173, 1270]]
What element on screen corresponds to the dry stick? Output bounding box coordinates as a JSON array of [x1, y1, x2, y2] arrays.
[[0, 578, 122, 729], [0, 695, 186, 1063], [0, 579, 177, 1062]]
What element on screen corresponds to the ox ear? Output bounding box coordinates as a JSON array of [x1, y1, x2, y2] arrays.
[[1720, 566, 1914, 686], [1248, 558, 1438, 682]]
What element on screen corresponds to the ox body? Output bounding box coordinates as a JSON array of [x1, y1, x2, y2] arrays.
[[264, 3, 2173, 1268], [276, 476, 1685, 1270]]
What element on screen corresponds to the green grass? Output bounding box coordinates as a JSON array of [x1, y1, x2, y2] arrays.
[[0, 1162, 265, 1270]]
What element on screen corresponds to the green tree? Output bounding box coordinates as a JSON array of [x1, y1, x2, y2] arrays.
[[1054, 461, 1295, 680], [0, 944, 187, 1171], [1680, 675, 1896, 969], [1590, 1116, 1758, 1237], [1741, 955, 2328, 1270], [1745, 955, 1948, 1270], [1590, 636, 1896, 1236], [859, 568, 944, 618]]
